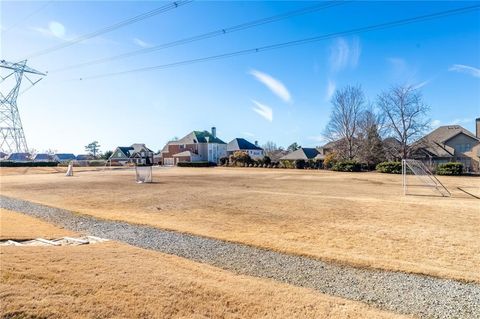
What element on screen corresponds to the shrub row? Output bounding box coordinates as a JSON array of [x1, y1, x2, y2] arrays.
[[0, 161, 58, 167], [436, 162, 463, 175], [331, 160, 362, 172], [376, 161, 402, 174], [177, 161, 217, 167]]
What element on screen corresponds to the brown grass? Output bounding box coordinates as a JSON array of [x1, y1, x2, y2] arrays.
[[0, 209, 74, 240], [0, 211, 405, 318], [1, 242, 407, 319], [1, 167, 479, 282]]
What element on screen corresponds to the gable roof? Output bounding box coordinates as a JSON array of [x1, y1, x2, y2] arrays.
[[131, 143, 153, 153], [227, 138, 262, 152], [7, 153, 31, 161], [423, 125, 478, 144], [76, 154, 93, 160], [415, 125, 479, 157], [173, 130, 226, 145], [55, 153, 76, 161], [280, 148, 319, 161], [34, 153, 54, 161]]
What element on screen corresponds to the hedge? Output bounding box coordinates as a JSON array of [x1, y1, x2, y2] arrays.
[[376, 161, 402, 174], [177, 161, 217, 167], [436, 162, 463, 175], [0, 161, 58, 167], [331, 160, 361, 172]]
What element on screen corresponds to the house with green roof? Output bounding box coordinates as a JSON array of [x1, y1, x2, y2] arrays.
[[227, 138, 264, 159], [160, 127, 227, 165]]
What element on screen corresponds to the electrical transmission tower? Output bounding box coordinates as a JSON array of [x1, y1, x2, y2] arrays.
[[0, 60, 46, 154]]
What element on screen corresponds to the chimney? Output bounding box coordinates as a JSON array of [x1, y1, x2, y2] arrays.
[[211, 127, 216, 138], [476, 118, 480, 138], [255, 140, 258, 146]]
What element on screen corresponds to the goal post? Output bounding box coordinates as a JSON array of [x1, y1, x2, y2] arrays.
[[402, 159, 450, 197], [135, 165, 153, 183]]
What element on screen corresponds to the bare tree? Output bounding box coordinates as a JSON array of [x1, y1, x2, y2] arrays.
[[324, 85, 365, 159], [262, 141, 282, 154], [377, 85, 430, 159]]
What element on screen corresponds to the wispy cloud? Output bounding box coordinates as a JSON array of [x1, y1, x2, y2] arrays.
[[249, 69, 291, 103], [242, 132, 255, 137], [329, 37, 361, 72], [32, 21, 67, 40], [412, 79, 430, 90], [449, 64, 480, 78], [252, 100, 273, 122], [326, 79, 336, 101], [133, 37, 151, 48]]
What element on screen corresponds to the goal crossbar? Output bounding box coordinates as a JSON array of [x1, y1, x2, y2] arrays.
[[402, 159, 450, 197]]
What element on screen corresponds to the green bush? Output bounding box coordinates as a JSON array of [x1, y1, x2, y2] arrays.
[[280, 160, 294, 169], [177, 161, 216, 167], [219, 157, 229, 166], [332, 160, 361, 172], [376, 161, 402, 174], [436, 162, 463, 175], [0, 161, 58, 167], [262, 156, 271, 165], [294, 159, 306, 169]]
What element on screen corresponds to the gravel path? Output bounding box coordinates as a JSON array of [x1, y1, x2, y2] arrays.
[[2, 195, 479, 318]]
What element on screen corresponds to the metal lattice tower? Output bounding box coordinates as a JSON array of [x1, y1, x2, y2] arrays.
[[0, 60, 45, 154]]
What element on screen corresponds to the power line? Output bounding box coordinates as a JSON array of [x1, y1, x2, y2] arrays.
[[23, 0, 193, 59], [78, 4, 479, 81], [53, 0, 350, 72], [3, 1, 53, 34]]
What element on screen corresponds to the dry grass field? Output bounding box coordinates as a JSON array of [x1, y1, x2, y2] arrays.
[[1, 166, 479, 282], [0, 210, 405, 318], [0, 209, 74, 240]]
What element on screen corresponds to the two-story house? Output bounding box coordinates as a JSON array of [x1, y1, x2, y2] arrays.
[[413, 119, 480, 172], [160, 127, 227, 165], [110, 143, 154, 165]]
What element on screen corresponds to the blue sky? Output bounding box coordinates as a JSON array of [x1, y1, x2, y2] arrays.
[[1, 0, 479, 154]]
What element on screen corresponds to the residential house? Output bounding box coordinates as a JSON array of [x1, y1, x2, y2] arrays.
[[7, 153, 31, 161], [412, 119, 480, 172], [160, 127, 227, 165], [76, 154, 94, 161], [33, 153, 55, 162], [227, 138, 264, 159], [54, 153, 76, 162], [280, 148, 321, 161], [109, 143, 154, 165]]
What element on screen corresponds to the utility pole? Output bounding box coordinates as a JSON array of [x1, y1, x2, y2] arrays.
[[0, 60, 45, 153]]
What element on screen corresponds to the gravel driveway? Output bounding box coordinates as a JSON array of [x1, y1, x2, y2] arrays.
[[1, 195, 479, 318]]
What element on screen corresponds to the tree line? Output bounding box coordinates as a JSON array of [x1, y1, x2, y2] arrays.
[[324, 84, 430, 166]]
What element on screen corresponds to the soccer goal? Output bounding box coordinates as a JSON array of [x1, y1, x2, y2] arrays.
[[402, 159, 450, 197], [135, 165, 153, 183]]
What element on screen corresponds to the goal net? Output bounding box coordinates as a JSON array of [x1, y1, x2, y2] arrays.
[[402, 159, 450, 197], [135, 165, 152, 183]]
